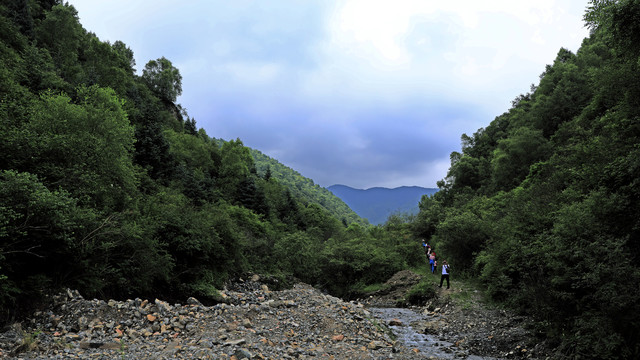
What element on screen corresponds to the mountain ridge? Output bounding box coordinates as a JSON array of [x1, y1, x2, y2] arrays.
[[249, 149, 368, 226], [328, 184, 438, 225]]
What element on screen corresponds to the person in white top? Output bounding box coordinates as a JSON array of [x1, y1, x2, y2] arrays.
[[438, 260, 450, 289]]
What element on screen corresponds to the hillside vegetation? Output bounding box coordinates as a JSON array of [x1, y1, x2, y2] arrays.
[[413, 1, 640, 358], [251, 149, 367, 226], [0, 0, 420, 321], [2, 1, 639, 358]]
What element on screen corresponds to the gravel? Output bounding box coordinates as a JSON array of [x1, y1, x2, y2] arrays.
[[0, 273, 556, 359]]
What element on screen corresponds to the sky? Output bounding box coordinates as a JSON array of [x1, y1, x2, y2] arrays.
[[69, 0, 591, 189]]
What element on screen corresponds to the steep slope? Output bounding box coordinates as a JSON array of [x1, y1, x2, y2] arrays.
[[250, 149, 368, 226], [328, 185, 438, 225]]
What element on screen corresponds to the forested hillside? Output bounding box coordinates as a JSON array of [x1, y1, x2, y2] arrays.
[[250, 149, 367, 226], [0, 0, 419, 322], [3, 1, 638, 358], [414, 1, 640, 358]]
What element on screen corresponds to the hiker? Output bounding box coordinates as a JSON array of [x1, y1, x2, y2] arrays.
[[439, 260, 450, 289], [429, 251, 436, 274], [422, 240, 431, 260]]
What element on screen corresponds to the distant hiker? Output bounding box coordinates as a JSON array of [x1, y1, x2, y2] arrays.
[[422, 240, 431, 260], [429, 251, 436, 274], [439, 260, 450, 289]]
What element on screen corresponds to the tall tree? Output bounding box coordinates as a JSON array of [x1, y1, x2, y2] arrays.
[[141, 56, 182, 103], [26, 86, 136, 210], [34, 4, 82, 83]]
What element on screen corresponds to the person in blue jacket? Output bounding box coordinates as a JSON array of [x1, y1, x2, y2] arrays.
[[429, 251, 436, 274], [422, 239, 431, 261]]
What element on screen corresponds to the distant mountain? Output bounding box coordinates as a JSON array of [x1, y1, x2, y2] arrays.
[[249, 149, 368, 226], [328, 185, 439, 225]]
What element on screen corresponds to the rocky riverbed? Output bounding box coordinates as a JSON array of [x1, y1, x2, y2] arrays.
[[362, 271, 554, 360], [0, 272, 554, 359]]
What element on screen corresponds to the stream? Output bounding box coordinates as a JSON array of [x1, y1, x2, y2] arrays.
[[369, 307, 499, 359]]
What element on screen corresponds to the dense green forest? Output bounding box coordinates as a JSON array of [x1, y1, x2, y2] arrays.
[[250, 148, 368, 226], [413, 1, 640, 358], [0, 0, 418, 321], [2, 1, 640, 358]]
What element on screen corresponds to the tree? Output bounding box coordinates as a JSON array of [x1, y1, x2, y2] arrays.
[[435, 208, 489, 271], [264, 166, 272, 181], [26, 86, 136, 210], [184, 117, 197, 135], [274, 231, 322, 283], [141, 56, 182, 103], [34, 3, 82, 83], [111, 40, 135, 74], [4, 0, 34, 38], [134, 121, 176, 181], [491, 127, 551, 191], [0, 170, 86, 311], [218, 138, 255, 203]]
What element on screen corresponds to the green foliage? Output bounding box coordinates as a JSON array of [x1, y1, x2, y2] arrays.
[[142, 56, 182, 103], [0, 1, 436, 329], [380, 214, 423, 268], [401, 279, 437, 306], [273, 231, 322, 283], [435, 208, 489, 272], [0, 170, 85, 309], [34, 3, 82, 84], [321, 227, 404, 298], [25, 86, 137, 210], [218, 138, 254, 199], [251, 148, 366, 226], [491, 127, 551, 191], [585, 0, 640, 57], [414, 15, 640, 358], [80, 35, 135, 96]]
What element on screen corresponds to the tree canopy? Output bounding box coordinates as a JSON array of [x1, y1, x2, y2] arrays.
[[3, 3, 640, 358], [1, 1, 411, 325], [413, 1, 640, 357], [142, 56, 182, 103]]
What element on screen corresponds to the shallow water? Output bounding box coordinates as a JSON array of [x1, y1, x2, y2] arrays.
[[369, 307, 498, 360]]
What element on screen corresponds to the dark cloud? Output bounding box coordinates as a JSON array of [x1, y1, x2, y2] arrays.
[[70, 0, 589, 189], [194, 93, 483, 188]]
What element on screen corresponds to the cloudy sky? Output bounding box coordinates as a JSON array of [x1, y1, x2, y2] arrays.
[[69, 0, 590, 189]]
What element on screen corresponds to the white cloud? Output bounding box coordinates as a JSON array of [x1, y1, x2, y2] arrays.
[[308, 0, 588, 107], [68, 0, 590, 189], [223, 62, 282, 86]]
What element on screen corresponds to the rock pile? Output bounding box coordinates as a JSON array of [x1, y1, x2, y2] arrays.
[[0, 280, 425, 359], [416, 293, 552, 359], [0, 272, 556, 359]]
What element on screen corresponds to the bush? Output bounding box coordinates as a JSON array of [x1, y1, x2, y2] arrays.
[[400, 280, 437, 306]]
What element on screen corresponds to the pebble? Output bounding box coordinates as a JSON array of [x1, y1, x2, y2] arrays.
[[0, 282, 425, 359], [0, 273, 556, 360]]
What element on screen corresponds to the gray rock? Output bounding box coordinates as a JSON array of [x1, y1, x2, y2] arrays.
[[235, 347, 253, 359], [223, 338, 246, 346]]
